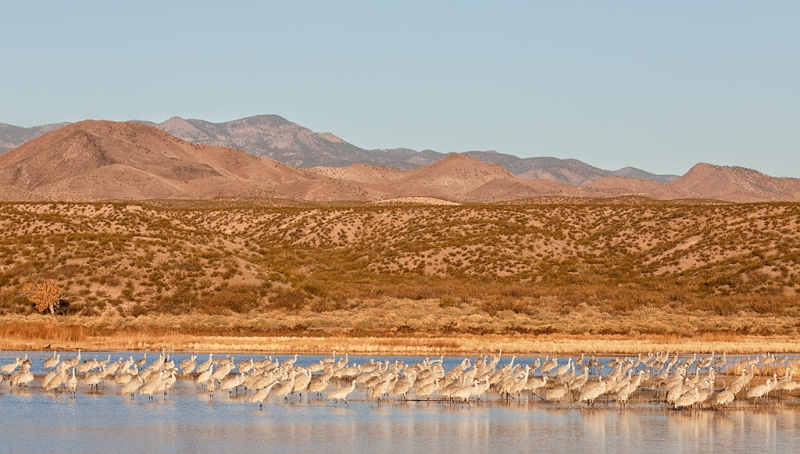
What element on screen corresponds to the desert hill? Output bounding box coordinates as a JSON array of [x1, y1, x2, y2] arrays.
[[0, 120, 382, 201], [669, 163, 800, 202], [307, 154, 580, 201], [580, 176, 681, 199]]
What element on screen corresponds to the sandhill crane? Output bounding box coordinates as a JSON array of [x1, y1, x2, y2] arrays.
[[335, 354, 349, 371], [697, 353, 714, 370], [97, 354, 111, 369], [281, 354, 299, 369], [179, 356, 197, 375], [221, 373, 245, 395], [578, 377, 607, 407], [115, 366, 138, 385], [274, 371, 298, 402], [135, 353, 147, 369], [160, 370, 177, 398], [508, 372, 530, 399], [44, 352, 60, 370], [553, 358, 573, 378], [546, 384, 569, 403], [306, 363, 324, 374], [238, 358, 254, 374], [747, 379, 773, 401], [207, 377, 217, 401], [10, 370, 34, 388], [45, 370, 66, 392], [210, 363, 232, 382], [292, 369, 312, 398], [568, 369, 589, 391], [105, 359, 122, 376], [586, 356, 600, 372], [526, 376, 548, 398], [471, 377, 491, 401], [308, 373, 331, 399], [714, 388, 736, 407], [216, 355, 235, 370], [42, 370, 57, 389], [540, 356, 559, 375], [1, 358, 22, 374], [369, 375, 397, 403], [76, 358, 97, 374], [779, 379, 799, 397], [524, 358, 541, 375], [196, 364, 214, 386], [415, 379, 440, 401], [453, 379, 478, 405], [576, 353, 586, 367], [328, 379, 357, 406], [761, 353, 776, 367], [122, 376, 144, 399], [389, 371, 415, 401], [615, 381, 636, 408], [712, 353, 727, 371], [251, 371, 280, 392], [773, 370, 796, 399], [66, 368, 78, 396], [680, 353, 697, 369], [85, 369, 106, 392], [320, 351, 336, 367], [62, 349, 82, 370], [250, 382, 277, 410], [139, 371, 164, 400], [666, 378, 687, 405], [674, 385, 700, 410], [729, 366, 755, 395]]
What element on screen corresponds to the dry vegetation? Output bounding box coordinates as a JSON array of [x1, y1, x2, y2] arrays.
[[1, 198, 799, 351]]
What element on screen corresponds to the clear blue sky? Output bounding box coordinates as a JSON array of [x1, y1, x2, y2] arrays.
[[1, 1, 798, 176]]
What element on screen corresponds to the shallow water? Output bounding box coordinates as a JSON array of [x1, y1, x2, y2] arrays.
[[2, 351, 799, 453]]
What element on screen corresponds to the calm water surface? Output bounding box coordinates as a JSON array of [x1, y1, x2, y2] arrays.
[[1, 351, 799, 453]]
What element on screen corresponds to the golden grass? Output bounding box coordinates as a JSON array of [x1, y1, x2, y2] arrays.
[[3, 315, 800, 355]]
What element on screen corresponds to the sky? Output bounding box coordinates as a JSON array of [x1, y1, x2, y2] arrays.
[[1, 1, 798, 177]]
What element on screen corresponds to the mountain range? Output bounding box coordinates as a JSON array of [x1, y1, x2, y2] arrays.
[[1, 119, 800, 203], [1, 115, 677, 186]]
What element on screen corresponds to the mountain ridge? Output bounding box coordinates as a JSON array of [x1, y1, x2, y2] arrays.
[[1, 120, 799, 203], [0, 115, 679, 185]]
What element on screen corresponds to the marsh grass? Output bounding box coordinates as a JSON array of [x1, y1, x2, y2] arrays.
[[2, 314, 800, 355]]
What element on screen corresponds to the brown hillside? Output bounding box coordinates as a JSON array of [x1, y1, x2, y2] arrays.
[[0, 120, 377, 201], [391, 153, 518, 200], [669, 163, 800, 202], [1, 201, 799, 339], [580, 176, 680, 199], [308, 163, 406, 184]]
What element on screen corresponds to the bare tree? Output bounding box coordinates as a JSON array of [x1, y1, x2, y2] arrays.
[[21, 281, 62, 314]]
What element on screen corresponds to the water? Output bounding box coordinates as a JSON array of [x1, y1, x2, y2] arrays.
[[2, 351, 799, 453]]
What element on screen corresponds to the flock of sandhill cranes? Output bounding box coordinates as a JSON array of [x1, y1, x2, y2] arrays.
[[2, 349, 798, 410]]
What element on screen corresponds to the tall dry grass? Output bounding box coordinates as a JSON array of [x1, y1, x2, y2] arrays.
[[2, 314, 800, 355]]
